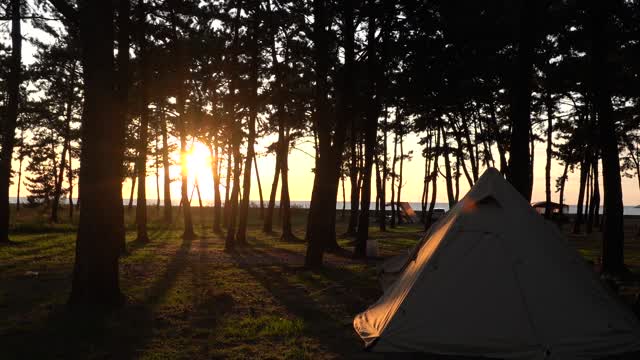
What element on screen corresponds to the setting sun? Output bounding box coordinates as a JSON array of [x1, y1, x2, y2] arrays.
[[185, 142, 212, 181]]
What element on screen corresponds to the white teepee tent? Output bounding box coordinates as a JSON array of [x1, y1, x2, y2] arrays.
[[354, 168, 640, 359]]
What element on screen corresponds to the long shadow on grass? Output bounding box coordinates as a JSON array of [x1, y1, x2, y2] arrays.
[[3, 232, 232, 360], [233, 246, 381, 357], [124, 226, 173, 255]]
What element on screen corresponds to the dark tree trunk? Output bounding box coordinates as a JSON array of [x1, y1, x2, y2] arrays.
[[425, 128, 441, 230], [379, 108, 388, 231], [507, 0, 536, 200], [16, 148, 23, 213], [280, 129, 294, 241], [390, 131, 398, 228], [422, 135, 431, 224], [374, 157, 380, 218], [0, 0, 21, 243], [51, 137, 68, 223], [177, 89, 195, 240], [558, 162, 569, 213], [305, 0, 348, 267], [263, 150, 280, 233], [454, 159, 460, 202], [354, 0, 379, 258], [68, 142, 74, 220], [528, 128, 535, 200], [591, 1, 624, 274], [253, 153, 264, 219], [210, 143, 223, 233], [135, 0, 149, 243], [593, 159, 601, 227], [236, 11, 259, 245], [574, 160, 590, 234], [587, 164, 598, 233], [155, 133, 160, 209], [544, 95, 554, 219], [443, 128, 455, 208], [341, 174, 346, 220], [396, 128, 404, 225], [223, 143, 232, 227], [225, 128, 242, 251], [489, 101, 508, 176], [161, 108, 172, 223], [451, 119, 473, 188], [68, 0, 125, 307], [128, 164, 136, 210], [346, 125, 360, 235], [460, 111, 478, 182], [116, 0, 131, 254]]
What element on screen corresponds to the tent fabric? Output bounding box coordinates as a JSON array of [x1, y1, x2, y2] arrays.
[[354, 168, 640, 359]]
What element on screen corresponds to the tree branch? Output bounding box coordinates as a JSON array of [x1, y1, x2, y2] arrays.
[[47, 0, 78, 26]]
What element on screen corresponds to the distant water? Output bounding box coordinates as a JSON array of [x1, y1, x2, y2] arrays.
[[9, 197, 640, 215]]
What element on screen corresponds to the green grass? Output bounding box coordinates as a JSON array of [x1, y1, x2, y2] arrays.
[[1, 206, 413, 359], [2, 206, 640, 359]]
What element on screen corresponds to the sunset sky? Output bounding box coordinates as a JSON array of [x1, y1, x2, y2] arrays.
[[10, 131, 639, 207], [8, 20, 640, 207]]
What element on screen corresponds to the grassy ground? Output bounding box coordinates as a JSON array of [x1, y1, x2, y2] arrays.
[[1, 206, 640, 359]]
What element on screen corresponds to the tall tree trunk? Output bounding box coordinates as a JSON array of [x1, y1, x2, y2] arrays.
[[155, 132, 160, 209], [396, 128, 404, 225], [16, 149, 23, 213], [194, 178, 203, 209], [587, 164, 598, 233], [135, 0, 150, 243], [0, 0, 21, 243], [68, 141, 74, 220], [544, 95, 554, 219], [263, 150, 280, 233], [374, 157, 380, 218], [574, 160, 590, 234], [425, 127, 441, 230], [454, 159, 460, 202], [341, 174, 346, 220], [379, 107, 388, 231], [422, 135, 431, 223], [280, 128, 294, 241], [51, 137, 68, 223], [52, 74, 75, 223], [236, 11, 259, 245], [489, 101, 508, 176], [508, 0, 537, 200], [177, 85, 195, 240], [305, 0, 348, 267], [591, 0, 624, 274], [128, 165, 136, 210], [390, 131, 398, 227], [223, 142, 232, 227], [593, 158, 601, 227], [225, 128, 242, 251], [443, 128, 455, 208], [585, 168, 592, 229], [114, 0, 131, 254], [161, 108, 172, 223], [210, 143, 223, 233], [253, 153, 264, 219], [354, 0, 379, 258], [558, 162, 569, 213], [346, 126, 360, 235], [68, 0, 125, 307]]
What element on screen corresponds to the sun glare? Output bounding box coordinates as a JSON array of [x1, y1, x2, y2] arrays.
[[185, 142, 212, 180]]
